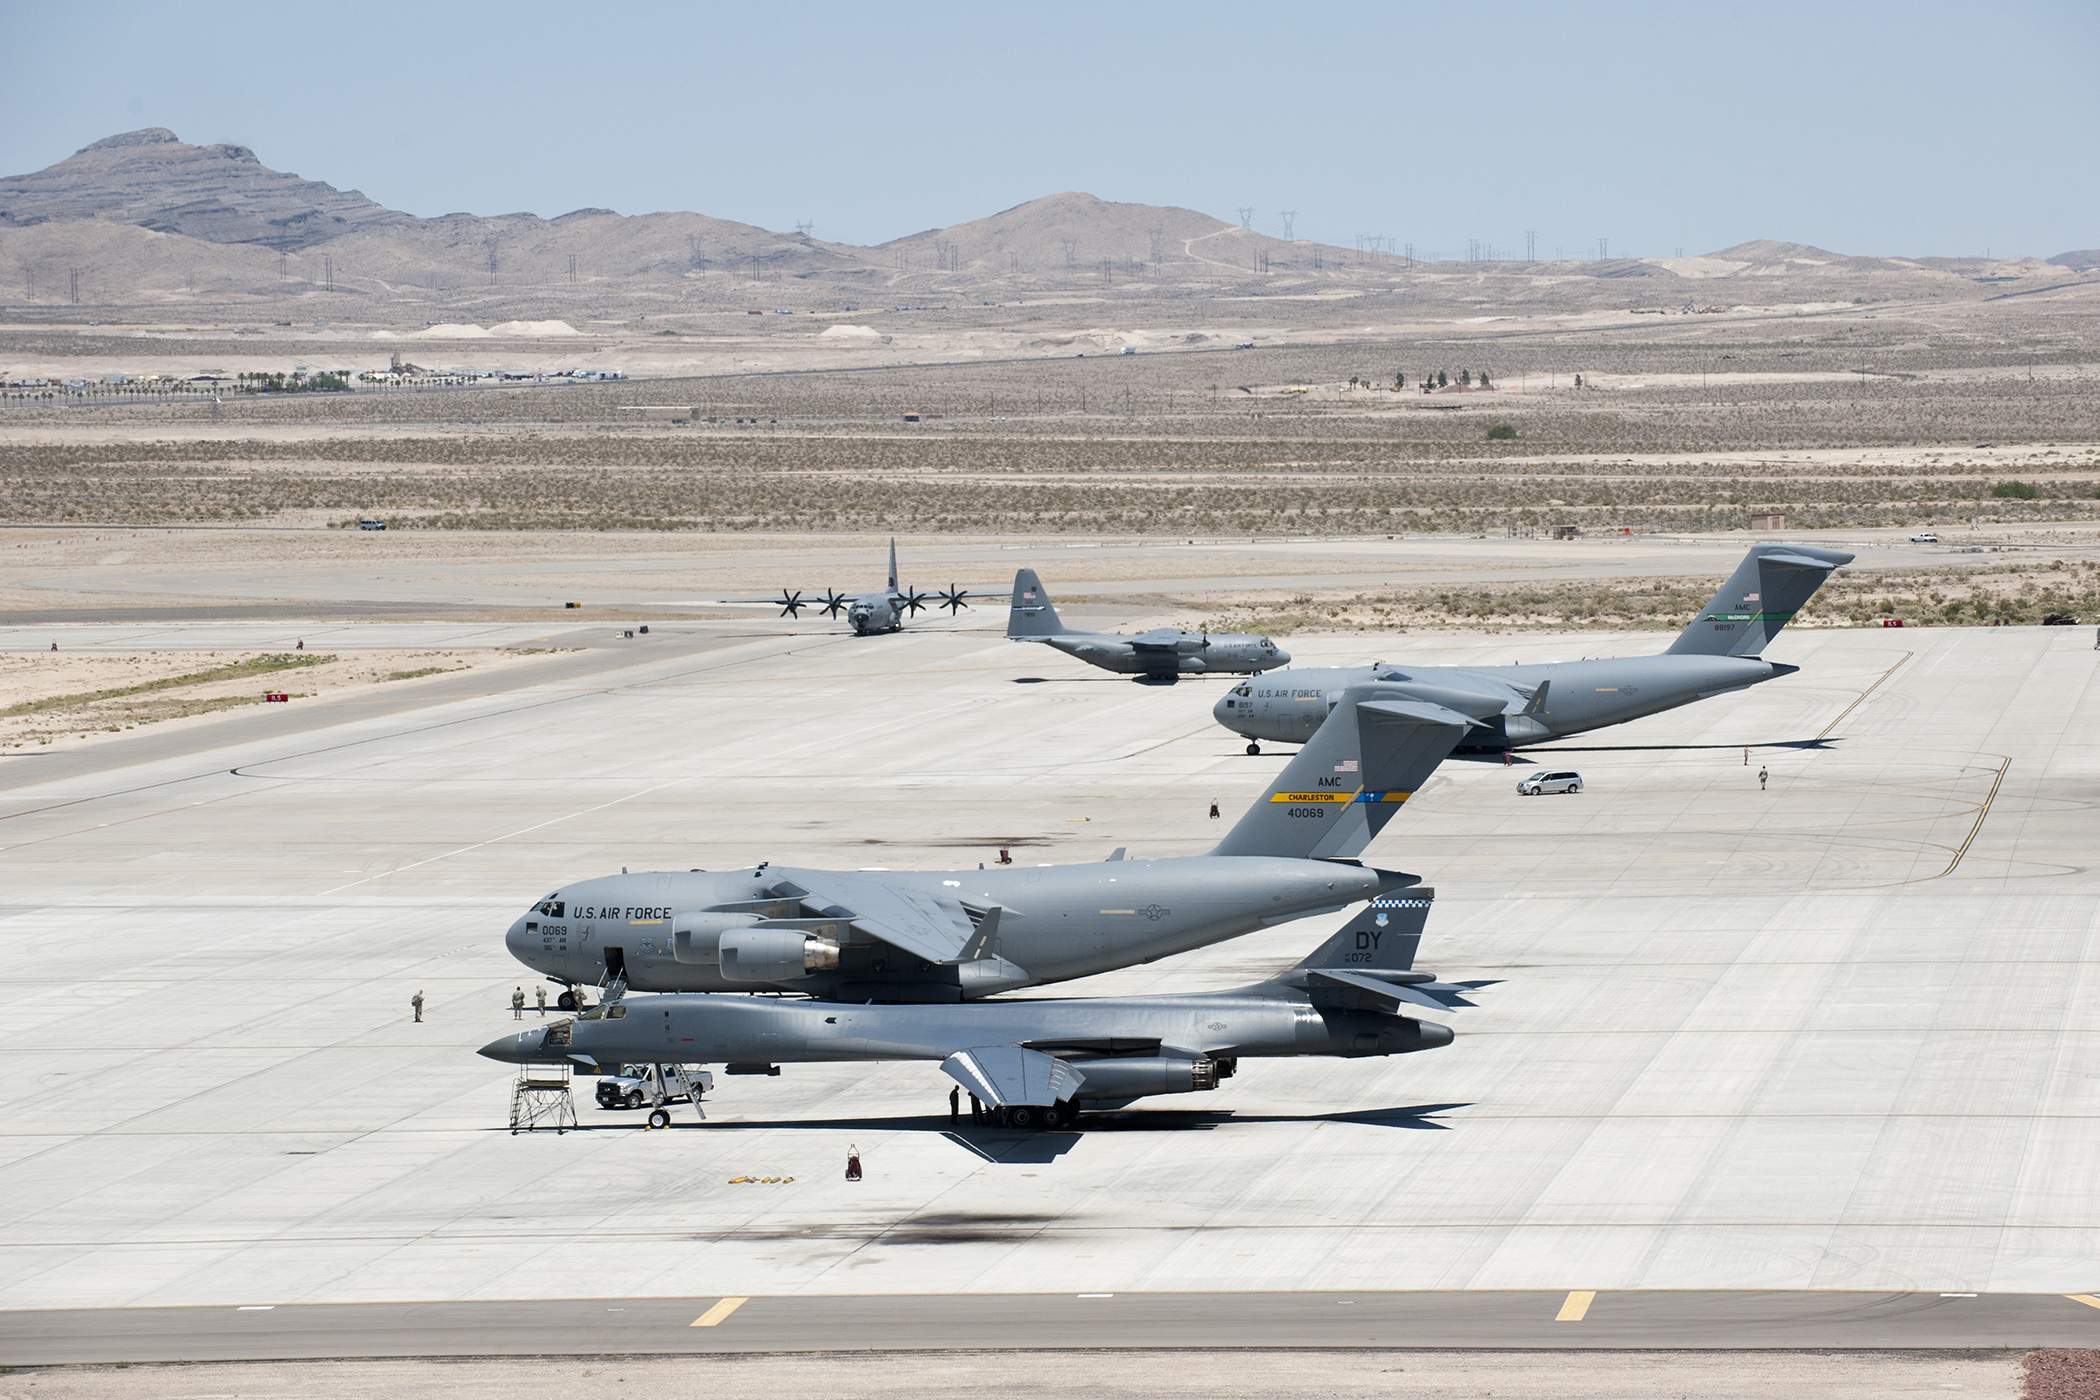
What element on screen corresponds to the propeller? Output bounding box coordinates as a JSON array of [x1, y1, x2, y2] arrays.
[[776, 589, 806, 618], [938, 585, 971, 614], [898, 586, 930, 616], [818, 588, 850, 618]]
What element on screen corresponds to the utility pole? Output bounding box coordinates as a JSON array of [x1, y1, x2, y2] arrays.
[[69, 268, 79, 303], [1526, 230, 1536, 263], [323, 255, 333, 292]]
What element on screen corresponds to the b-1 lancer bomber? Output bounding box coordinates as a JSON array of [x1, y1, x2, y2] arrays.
[[1006, 568, 1289, 680], [731, 538, 975, 636], [1215, 543, 1852, 754], [483, 893, 1481, 1129], [504, 684, 1490, 1007]]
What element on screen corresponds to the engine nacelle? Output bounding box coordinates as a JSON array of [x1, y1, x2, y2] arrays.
[[719, 928, 842, 983], [671, 911, 762, 963], [1069, 1056, 1222, 1100], [1175, 655, 1209, 673]]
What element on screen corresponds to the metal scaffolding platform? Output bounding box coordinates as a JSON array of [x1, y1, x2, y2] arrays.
[[509, 1063, 576, 1134]]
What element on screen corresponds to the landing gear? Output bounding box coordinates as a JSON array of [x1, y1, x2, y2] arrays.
[[995, 1102, 1076, 1131], [556, 990, 577, 1011], [646, 1108, 671, 1129], [1005, 1104, 1039, 1130], [1246, 742, 1261, 756]]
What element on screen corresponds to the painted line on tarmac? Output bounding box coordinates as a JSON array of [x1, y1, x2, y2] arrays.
[[2066, 1293, 2100, 1310], [1814, 651, 1912, 741], [691, 1297, 748, 1327], [1555, 1290, 1595, 1321]]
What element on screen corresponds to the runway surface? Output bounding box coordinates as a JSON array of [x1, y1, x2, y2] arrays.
[[7, 1288, 2100, 1363], [2, 610, 2098, 1356]]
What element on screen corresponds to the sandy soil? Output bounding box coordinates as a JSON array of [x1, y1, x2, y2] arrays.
[[0, 647, 560, 752]]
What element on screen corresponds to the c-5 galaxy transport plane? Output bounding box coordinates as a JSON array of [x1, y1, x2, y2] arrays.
[[732, 539, 974, 636], [1215, 543, 1852, 753], [1006, 568, 1290, 680], [483, 893, 1479, 1129], [504, 685, 1493, 1006]]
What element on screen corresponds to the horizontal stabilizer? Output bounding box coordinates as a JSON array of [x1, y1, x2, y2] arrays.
[[941, 1044, 1085, 1107], [1304, 967, 1479, 1012]]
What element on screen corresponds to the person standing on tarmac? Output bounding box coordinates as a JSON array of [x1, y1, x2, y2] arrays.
[[1759, 765, 1769, 792], [511, 986, 526, 1020], [535, 984, 547, 1016], [949, 1086, 960, 1124], [411, 990, 424, 1023]]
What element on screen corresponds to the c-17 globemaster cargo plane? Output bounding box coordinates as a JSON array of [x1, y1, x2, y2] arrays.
[[1006, 568, 1290, 679], [504, 685, 1496, 1007], [1215, 543, 1853, 753], [483, 892, 1481, 1129]]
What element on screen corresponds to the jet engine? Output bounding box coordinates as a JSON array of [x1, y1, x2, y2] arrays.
[[673, 913, 841, 981], [1069, 1055, 1226, 1099]]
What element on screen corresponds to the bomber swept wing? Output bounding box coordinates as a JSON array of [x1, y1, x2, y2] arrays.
[[941, 1044, 1087, 1108]]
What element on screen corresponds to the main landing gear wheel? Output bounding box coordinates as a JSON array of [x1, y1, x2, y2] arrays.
[[556, 991, 577, 1011], [1005, 1105, 1039, 1130], [1047, 1101, 1076, 1130], [1246, 742, 1261, 755], [647, 1108, 671, 1129]]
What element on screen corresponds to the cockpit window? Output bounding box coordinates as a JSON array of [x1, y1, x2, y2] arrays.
[[537, 899, 565, 918], [1233, 685, 1251, 697]]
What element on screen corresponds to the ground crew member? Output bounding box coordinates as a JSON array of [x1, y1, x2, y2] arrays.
[[949, 1086, 960, 1123], [535, 984, 547, 1015], [511, 986, 526, 1019], [411, 990, 424, 1023], [1759, 765, 1769, 791], [970, 1093, 982, 1124], [1209, 801, 1220, 819]]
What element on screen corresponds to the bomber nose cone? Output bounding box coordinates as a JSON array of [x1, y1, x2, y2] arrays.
[[478, 1029, 536, 1064]]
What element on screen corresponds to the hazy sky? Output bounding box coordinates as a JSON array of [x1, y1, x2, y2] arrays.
[[3, 1, 2095, 258]]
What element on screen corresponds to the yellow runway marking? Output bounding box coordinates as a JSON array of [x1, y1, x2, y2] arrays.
[[1556, 1290, 1596, 1322], [2067, 1294, 2100, 1310], [691, 1296, 749, 1327]]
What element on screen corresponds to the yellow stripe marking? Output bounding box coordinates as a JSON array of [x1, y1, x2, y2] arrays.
[[2067, 1294, 2100, 1310], [691, 1296, 748, 1327], [1556, 1290, 1595, 1322], [1269, 791, 1354, 804], [629, 918, 665, 925]]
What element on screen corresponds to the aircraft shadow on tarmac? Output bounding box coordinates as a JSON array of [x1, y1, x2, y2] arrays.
[[1453, 737, 1843, 764]]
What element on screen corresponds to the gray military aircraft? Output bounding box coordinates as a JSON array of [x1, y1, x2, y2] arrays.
[[1006, 568, 1290, 680], [482, 892, 1479, 1129], [734, 539, 974, 636], [503, 684, 1493, 1007], [1215, 543, 1853, 753]]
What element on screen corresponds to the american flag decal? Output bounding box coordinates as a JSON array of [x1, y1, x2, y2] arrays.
[[1023, 590, 1037, 601], [1335, 759, 1359, 773], [1744, 592, 1760, 602]]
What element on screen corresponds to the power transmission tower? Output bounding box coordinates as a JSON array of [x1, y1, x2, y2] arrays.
[[1599, 237, 1609, 260], [795, 220, 814, 237], [568, 254, 578, 283], [1279, 210, 1295, 240], [1237, 206, 1253, 227], [1061, 238, 1078, 273], [1526, 230, 1536, 262], [323, 254, 333, 291], [1100, 258, 1112, 287], [1404, 242, 1414, 269], [1148, 227, 1164, 268], [69, 268, 78, 302]]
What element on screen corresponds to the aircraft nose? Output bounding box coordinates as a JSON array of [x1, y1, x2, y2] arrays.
[[1271, 646, 1291, 665], [504, 915, 536, 968], [478, 1029, 538, 1064]]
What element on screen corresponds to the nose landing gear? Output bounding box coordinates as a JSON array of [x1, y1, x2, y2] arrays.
[[1245, 741, 1261, 756]]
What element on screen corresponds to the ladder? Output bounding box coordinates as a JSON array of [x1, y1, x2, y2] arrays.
[[510, 1062, 577, 1134]]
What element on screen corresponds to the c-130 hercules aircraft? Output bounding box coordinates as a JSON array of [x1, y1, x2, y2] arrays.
[[730, 539, 975, 636], [483, 893, 1482, 1129], [505, 684, 1494, 1007], [1215, 543, 1853, 753], [1006, 568, 1291, 680]]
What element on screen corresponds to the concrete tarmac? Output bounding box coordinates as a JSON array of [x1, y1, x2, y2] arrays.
[[2, 615, 2098, 1356], [6, 1288, 2100, 1363]]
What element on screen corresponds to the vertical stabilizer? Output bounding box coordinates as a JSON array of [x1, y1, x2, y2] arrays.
[[887, 538, 898, 593], [1211, 687, 1477, 859], [1667, 544, 1854, 656], [1293, 890, 1434, 970], [1006, 568, 1068, 638]]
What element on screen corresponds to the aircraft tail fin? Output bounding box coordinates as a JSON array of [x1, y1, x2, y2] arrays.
[[1210, 688, 1477, 860], [1006, 568, 1068, 638], [1666, 544, 1854, 656], [1292, 890, 1433, 971], [887, 538, 898, 593]]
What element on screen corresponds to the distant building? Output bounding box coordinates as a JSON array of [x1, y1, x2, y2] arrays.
[[1750, 512, 1786, 531]]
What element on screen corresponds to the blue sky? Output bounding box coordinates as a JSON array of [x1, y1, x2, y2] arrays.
[[2, 1, 2094, 258]]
